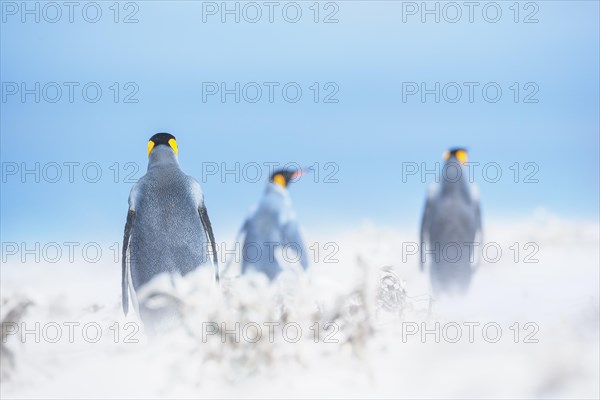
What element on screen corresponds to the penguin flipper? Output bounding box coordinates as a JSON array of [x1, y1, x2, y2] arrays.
[[420, 185, 436, 272], [222, 219, 249, 278], [122, 209, 135, 315], [282, 220, 308, 269], [199, 205, 219, 282], [472, 188, 483, 270]]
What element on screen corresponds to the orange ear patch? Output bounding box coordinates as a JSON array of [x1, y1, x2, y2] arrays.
[[455, 150, 468, 165], [168, 138, 178, 156], [273, 174, 286, 188], [147, 141, 155, 157]]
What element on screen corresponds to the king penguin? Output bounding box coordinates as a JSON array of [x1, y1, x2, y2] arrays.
[[419, 148, 482, 295], [238, 168, 308, 280], [121, 133, 219, 321]]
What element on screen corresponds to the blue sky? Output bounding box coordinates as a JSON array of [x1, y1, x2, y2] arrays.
[[1, 1, 599, 244]]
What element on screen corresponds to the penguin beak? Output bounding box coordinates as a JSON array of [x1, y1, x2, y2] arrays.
[[291, 170, 304, 180], [296, 165, 319, 179]]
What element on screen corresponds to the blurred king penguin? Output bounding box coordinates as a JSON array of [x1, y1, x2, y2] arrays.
[[121, 133, 219, 322], [239, 168, 308, 280], [420, 148, 482, 295]]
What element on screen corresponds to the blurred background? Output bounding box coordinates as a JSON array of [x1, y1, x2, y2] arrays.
[[1, 1, 598, 244]]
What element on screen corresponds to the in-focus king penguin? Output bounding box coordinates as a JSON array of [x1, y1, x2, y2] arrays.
[[419, 148, 482, 295], [121, 133, 219, 319], [239, 168, 308, 280]]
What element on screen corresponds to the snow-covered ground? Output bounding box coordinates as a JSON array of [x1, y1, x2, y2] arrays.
[[1, 211, 598, 399]]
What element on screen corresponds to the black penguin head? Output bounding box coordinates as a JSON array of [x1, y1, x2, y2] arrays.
[[443, 147, 468, 165], [147, 133, 178, 157], [270, 168, 303, 189]]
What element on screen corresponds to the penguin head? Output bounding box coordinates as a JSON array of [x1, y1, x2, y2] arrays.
[[147, 133, 178, 158], [270, 168, 303, 189], [443, 147, 468, 166]]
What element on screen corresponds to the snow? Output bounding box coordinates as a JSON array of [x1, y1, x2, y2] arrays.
[[1, 212, 598, 399]]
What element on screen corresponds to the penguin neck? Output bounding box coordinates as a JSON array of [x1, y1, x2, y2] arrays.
[[440, 161, 470, 198], [147, 146, 180, 171], [266, 182, 289, 198]]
